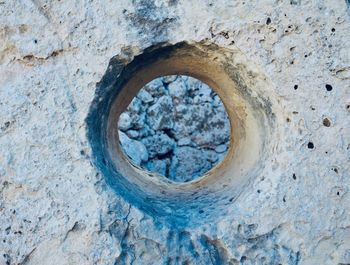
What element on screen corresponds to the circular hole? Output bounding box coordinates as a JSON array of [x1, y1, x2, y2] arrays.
[[86, 42, 277, 225], [117, 75, 230, 183], [325, 84, 333, 91], [307, 142, 314, 149]]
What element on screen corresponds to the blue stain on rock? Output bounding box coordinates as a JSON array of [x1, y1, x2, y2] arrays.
[[86, 42, 200, 227]]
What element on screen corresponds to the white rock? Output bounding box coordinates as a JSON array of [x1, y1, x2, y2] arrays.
[[137, 89, 154, 103], [169, 146, 212, 182], [146, 95, 174, 130], [118, 112, 132, 131], [215, 144, 228, 153], [162, 75, 178, 84], [119, 131, 148, 165], [177, 137, 191, 146], [168, 78, 187, 98], [141, 133, 175, 158], [144, 159, 168, 176], [127, 97, 142, 113], [144, 78, 166, 97], [126, 129, 139, 139]]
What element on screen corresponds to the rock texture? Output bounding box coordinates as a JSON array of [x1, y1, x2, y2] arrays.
[[0, 1, 350, 265], [118, 75, 230, 182]]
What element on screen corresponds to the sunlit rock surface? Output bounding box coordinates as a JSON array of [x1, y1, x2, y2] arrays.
[[0, 1, 350, 264]]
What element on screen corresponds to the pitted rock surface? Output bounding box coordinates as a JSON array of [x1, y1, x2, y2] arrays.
[[0, 1, 350, 265]]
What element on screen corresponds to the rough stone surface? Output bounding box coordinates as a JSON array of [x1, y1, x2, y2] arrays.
[[118, 131, 148, 166], [0, 1, 350, 265], [169, 146, 213, 182], [118, 75, 230, 181]]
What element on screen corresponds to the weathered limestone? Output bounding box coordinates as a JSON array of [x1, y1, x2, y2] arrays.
[[0, 1, 349, 264]]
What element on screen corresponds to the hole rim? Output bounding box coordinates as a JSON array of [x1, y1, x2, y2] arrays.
[[86, 41, 278, 226]]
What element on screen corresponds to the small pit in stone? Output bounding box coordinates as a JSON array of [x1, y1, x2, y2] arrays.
[[323, 118, 331, 127], [117, 75, 231, 183], [307, 142, 314, 149]]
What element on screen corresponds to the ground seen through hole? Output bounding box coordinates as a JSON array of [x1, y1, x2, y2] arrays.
[[118, 75, 231, 182]]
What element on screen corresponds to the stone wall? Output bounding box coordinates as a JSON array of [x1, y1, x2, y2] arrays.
[[0, 1, 349, 264]]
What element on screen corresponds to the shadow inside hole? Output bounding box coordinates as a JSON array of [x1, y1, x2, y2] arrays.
[[117, 75, 231, 183]]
